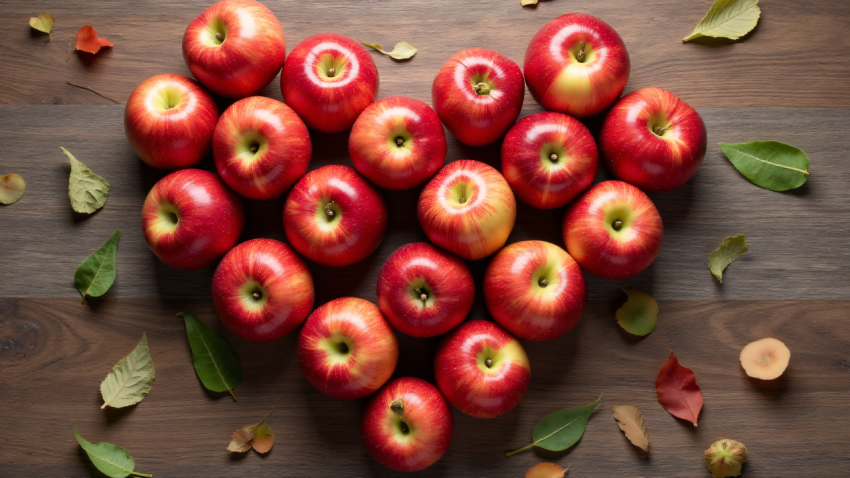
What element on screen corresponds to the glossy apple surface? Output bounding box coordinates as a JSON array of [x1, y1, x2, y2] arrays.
[[484, 240, 586, 341], [377, 242, 474, 338], [418, 160, 516, 261], [502, 112, 598, 209], [432, 48, 524, 146], [182, 0, 286, 99], [601, 87, 707, 193], [212, 238, 314, 342], [563, 180, 663, 279], [283, 165, 387, 266], [362, 377, 453, 472], [142, 169, 244, 270], [298, 297, 399, 399], [281, 33, 379, 133], [524, 13, 630, 118], [213, 96, 311, 200], [349, 96, 447, 190], [434, 320, 530, 418], [124, 74, 219, 170]]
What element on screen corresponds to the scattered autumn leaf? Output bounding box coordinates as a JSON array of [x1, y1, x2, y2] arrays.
[[0, 173, 25, 205], [708, 234, 749, 283], [228, 406, 276, 454], [684, 0, 761, 42], [361, 40, 417, 60], [526, 462, 569, 478], [76, 26, 113, 54], [520, 0, 539, 5], [656, 351, 703, 426], [75, 428, 151, 478], [616, 289, 658, 336], [29, 13, 54, 34], [612, 405, 650, 451], [62, 147, 110, 214], [100, 333, 155, 409], [740, 337, 790, 380], [507, 393, 602, 456]]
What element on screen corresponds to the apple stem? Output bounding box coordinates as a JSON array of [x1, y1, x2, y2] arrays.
[[396, 137, 405, 147], [252, 291, 261, 299], [612, 220, 623, 231], [577, 41, 586, 62], [390, 398, 405, 416], [485, 358, 493, 368], [459, 196, 467, 204], [327, 67, 336, 77], [539, 278, 549, 287], [324, 202, 336, 218], [473, 82, 491, 95], [549, 153, 558, 162], [654, 126, 667, 136], [215, 33, 223, 42]]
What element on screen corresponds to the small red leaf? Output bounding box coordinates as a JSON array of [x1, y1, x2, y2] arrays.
[[98, 37, 113, 48], [75, 26, 111, 54], [655, 350, 703, 426]]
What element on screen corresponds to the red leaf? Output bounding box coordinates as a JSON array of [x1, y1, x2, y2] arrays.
[[75, 26, 112, 54], [655, 350, 703, 426]]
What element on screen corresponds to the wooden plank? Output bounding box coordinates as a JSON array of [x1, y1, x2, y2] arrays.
[[1, 298, 848, 476], [0, 105, 847, 301], [1, 0, 848, 107]]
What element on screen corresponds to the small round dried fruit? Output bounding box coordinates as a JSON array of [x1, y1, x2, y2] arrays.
[[704, 439, 748, 478], [740, 337, 790, 380], [0, 173, 25, 205]]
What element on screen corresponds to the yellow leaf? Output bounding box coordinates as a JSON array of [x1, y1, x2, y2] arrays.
[[361, 40, 417, 60], [684, 0, 760, 42], [520, 0, 539, 5], [612, 405, 650, 451], [526, 462, 569, 478], [29, 13, 54, 34]]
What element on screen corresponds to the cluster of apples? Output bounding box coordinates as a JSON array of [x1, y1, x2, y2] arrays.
[[124, 0, 707, 472]]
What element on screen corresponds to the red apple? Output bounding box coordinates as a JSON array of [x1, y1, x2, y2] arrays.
[[600, 87, 707, 193], [281, 33, 379, 133], [212, 238, 314, 342], [432, 48, 525, 146], [418, 160, 516, 261], [377, 243, 474, 338], [298, 297, 398, 399], [213, 96, 311, 200], [563, 180, 663, 279], [362, 377, 453, 472], [501, 112, 598, 209], [182, 0, 286, 99], [349, 96, 447, 190], [141, 169, 244, 270], [434, 320, 530, 418], [484, 240, 586, 341], [283, 165, 387, 266], [524, 13, 630, 118], [124, 74, 219, 170]]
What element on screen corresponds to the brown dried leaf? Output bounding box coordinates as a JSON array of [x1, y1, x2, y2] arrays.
[[526, 463, 569, 478], [227, 406, 276, 454], [612, 405, 650, 451]]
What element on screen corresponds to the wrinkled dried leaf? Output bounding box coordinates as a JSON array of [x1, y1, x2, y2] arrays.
[[526, 462, 569, 478], [616, 289, 658, 336], [656, 351, 703, 426], [62, 147, 109, 214], [75, 428, 151, 478], [0, 173, 25, 205], [76, 26, 113, 54], [708, 234, 749, 283], [228, 407, 276, 454], [520, 0, 539, 5], [684, 0, 761, 42], [100, 334, 155, 409], [75, 229, 120, 303], [29, 13, 54, 33], [361, 40, 417, 60], [612, 405, 650, 451]]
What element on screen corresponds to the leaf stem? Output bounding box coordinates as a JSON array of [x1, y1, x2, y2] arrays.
[[228, 387, 238, 403], [129, 472, 152, 478], [505, 442, 535, 457]]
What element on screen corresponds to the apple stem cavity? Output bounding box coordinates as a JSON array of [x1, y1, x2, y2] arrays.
[[473, 82, 491, 96], [612, 220, 623, 231], [390, 398, 405, 417], [485, 358, 493, 368], [577, 41, 587, 62]]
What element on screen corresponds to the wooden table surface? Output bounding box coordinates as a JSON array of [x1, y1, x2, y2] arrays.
[[1, 0, 849, 476]]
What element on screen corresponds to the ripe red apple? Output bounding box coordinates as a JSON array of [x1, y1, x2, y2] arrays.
[[212, 238, 314, 342], [362, 377, 453, 472], [298, 297, 398, 399], [524, 13, 630, 118], [432, 48, 524, 146], [418, 160, 516, 261], [283, 165, 387, 266], [182, 0, 286, 99], [349, 96, 447, 190], [434, 320, 530, 418], [563, 180, 663, 279], [501, 112, 598, 209], [484, 240, 586, 341], [124, 74, 219, 170], [600, 87, 707, 193], [141, 169, 244, 270], [281, 33, 378, 133], [377, 243, 474, 338], [213, 96, 311, 200]]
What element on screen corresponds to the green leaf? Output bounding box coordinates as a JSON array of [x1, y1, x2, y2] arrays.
[[719, 141, 810, 191], [100, 334, 155, 409], [62, 146, 110, 214], [709, 234, 749, 283], [180, 312, 242, 402], [616, 289, 658, 336], [361, 40, 417, 60], [0, 173, 25, 205], [74, 428, 151, 478], [75, 228, 120, 303], [506, 393, 602, 456], [29, 13, 54, 34], [683, 0, 761, 42]]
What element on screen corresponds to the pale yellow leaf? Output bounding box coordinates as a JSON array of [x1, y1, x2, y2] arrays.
[[612, 405, 650, 451], [29, 13, 54, 34], [362, 40, 417, 60], [520, 0, 539, 5], [684, 0, 760, 42]]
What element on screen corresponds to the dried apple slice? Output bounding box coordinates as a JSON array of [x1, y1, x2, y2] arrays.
[[740, 338, 790, 380], [0, 173, 25, 205]]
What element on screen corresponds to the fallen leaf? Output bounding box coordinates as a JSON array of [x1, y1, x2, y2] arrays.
[[616, 289, 658, 336], [0, 173, 25, 205], [180, 312, 243, 402], [520, 0, 539, 5], [228, 406, 276, 453], [612, 405, 650, 451], [683, 0, 761, 42], [76, 26, 113, 54], [29, 13, 54, 34], [526, 462, 569, 478], [62, 147, 110, 214], [361, 40, 417, 60], [708, 234, 748, 283], [75, 428, 151, 478], [656, 351, 703, 426], [507, 393, 602, 456], [100, 334, 155, 409], [75, 229, 120, 303], [720, 141, 810, 191]]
